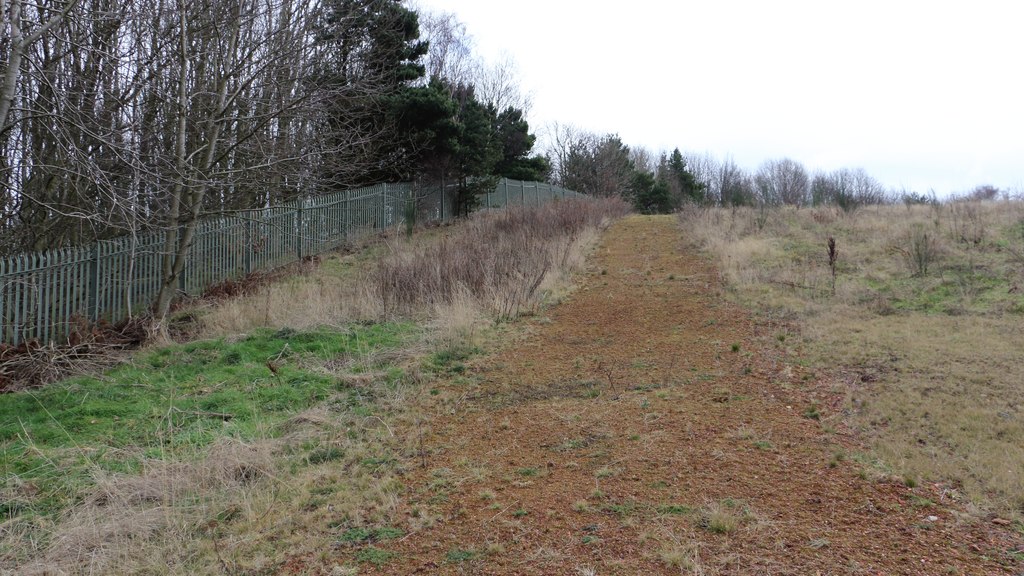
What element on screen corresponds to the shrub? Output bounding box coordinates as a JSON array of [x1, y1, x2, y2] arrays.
[[897, 225, 941, 277], [373, 198, 629, 319]]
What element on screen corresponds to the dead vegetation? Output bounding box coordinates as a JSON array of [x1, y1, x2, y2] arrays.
[[373, 198, 630, 319], [200, 198, 628, 336], [0, 318, 146, 392], [3, 199, 627, 575], [680, 199, 1024, 518]]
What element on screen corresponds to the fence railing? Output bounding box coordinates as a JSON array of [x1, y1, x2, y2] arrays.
[[0, 178, 582, 346]]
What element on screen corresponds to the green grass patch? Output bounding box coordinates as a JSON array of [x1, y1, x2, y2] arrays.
[[601, 499, 640, 518], [445, 548, 479, 563], [909, 495, 934, 508], [355, 546, 397, 566], [338, 526, 404, 544], [428, 344, 479, 375], [0, 323, 414, 523], [308, 446, 346, 465]]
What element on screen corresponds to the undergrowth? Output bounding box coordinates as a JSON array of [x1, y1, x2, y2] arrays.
[[374, 197, 629, 319], [1, 199, 627, 574]]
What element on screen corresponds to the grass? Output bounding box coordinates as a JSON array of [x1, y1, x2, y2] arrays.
[[1, 324, 413, 519], [1, 199, 627, 574], [656, 538, 701, 571], [696, 499, 755, 534], [445, 547, 479, 563], [681, 199, 1024, 518], [355, 546, 397, 566], [1, 324, 419, 574]]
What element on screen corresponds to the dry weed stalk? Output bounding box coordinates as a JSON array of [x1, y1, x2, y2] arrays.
[[827, 236, 838, 296]]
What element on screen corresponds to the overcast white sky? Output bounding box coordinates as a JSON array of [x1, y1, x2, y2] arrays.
[[415, 0, 1023, 196]]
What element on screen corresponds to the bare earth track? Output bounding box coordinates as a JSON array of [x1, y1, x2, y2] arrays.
[[312, 216, 1021, 574]]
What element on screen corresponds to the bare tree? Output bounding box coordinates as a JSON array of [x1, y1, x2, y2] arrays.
[[683, 151, 720, 202], [754, 158, 810, 207], [0, 0, 78, 132], [630, 146, 656, 176], [417, 8, 473, 87], [472, 54, 532, 116], [546, 121, 592, 187], [1, 0, 429, 334], [716, 157, 754, 207], [811, 167, 887, 211]]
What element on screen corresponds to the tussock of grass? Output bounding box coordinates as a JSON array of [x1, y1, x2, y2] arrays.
[[681, 200, 1024, 518], [653, 535, 703, 571], [695, 499, 756, 535]]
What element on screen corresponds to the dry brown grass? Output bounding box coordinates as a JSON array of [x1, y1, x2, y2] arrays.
[[373, 198, 629, 320], [681, 200, 1024, 518], [9, 199, 628, 575], [16, 365, 422, 575], [201, 197, 628, 336], [199, 251, 385, 335]]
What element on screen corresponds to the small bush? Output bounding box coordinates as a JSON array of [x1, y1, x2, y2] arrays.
[[897, 225, 941, 277]]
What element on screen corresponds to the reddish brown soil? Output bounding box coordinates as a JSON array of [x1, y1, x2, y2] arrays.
[[316, 216, 1022, 575]]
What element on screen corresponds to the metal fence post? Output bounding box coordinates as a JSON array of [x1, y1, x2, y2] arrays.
[[177, 225, 188, 294], [244, 214, 253, 274], [344, 190, 351, 241], [89, 242, 101, 322], [0, 257, 5, 343], [297, 197, 305, 260], [504, 178, 509, 207]]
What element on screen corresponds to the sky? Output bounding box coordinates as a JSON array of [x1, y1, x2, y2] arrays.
[[415, 0, 1024, 196]]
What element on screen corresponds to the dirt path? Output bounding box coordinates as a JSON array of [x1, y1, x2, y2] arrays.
[[355, 216, 1018, 574]]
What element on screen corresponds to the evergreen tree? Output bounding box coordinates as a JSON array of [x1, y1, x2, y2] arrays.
[[449, 84, 502, 214], [668, 148, 705, 205], [632, 170, 673, 214], [493, 107, 550, 181], [318, 0, 429, 186]]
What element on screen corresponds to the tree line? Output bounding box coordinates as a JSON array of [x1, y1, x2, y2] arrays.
[[0, 0, 548, 249], [2, 0, 1011, 327], [1, 0, 550, 326], [546, 126, 1017, 213], [545, 123, 929, 214]]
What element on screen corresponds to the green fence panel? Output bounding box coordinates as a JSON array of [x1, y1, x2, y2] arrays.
[[0, 179, 582, 346]]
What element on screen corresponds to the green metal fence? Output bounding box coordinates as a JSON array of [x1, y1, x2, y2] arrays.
[[0, 179, 582, 346]]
